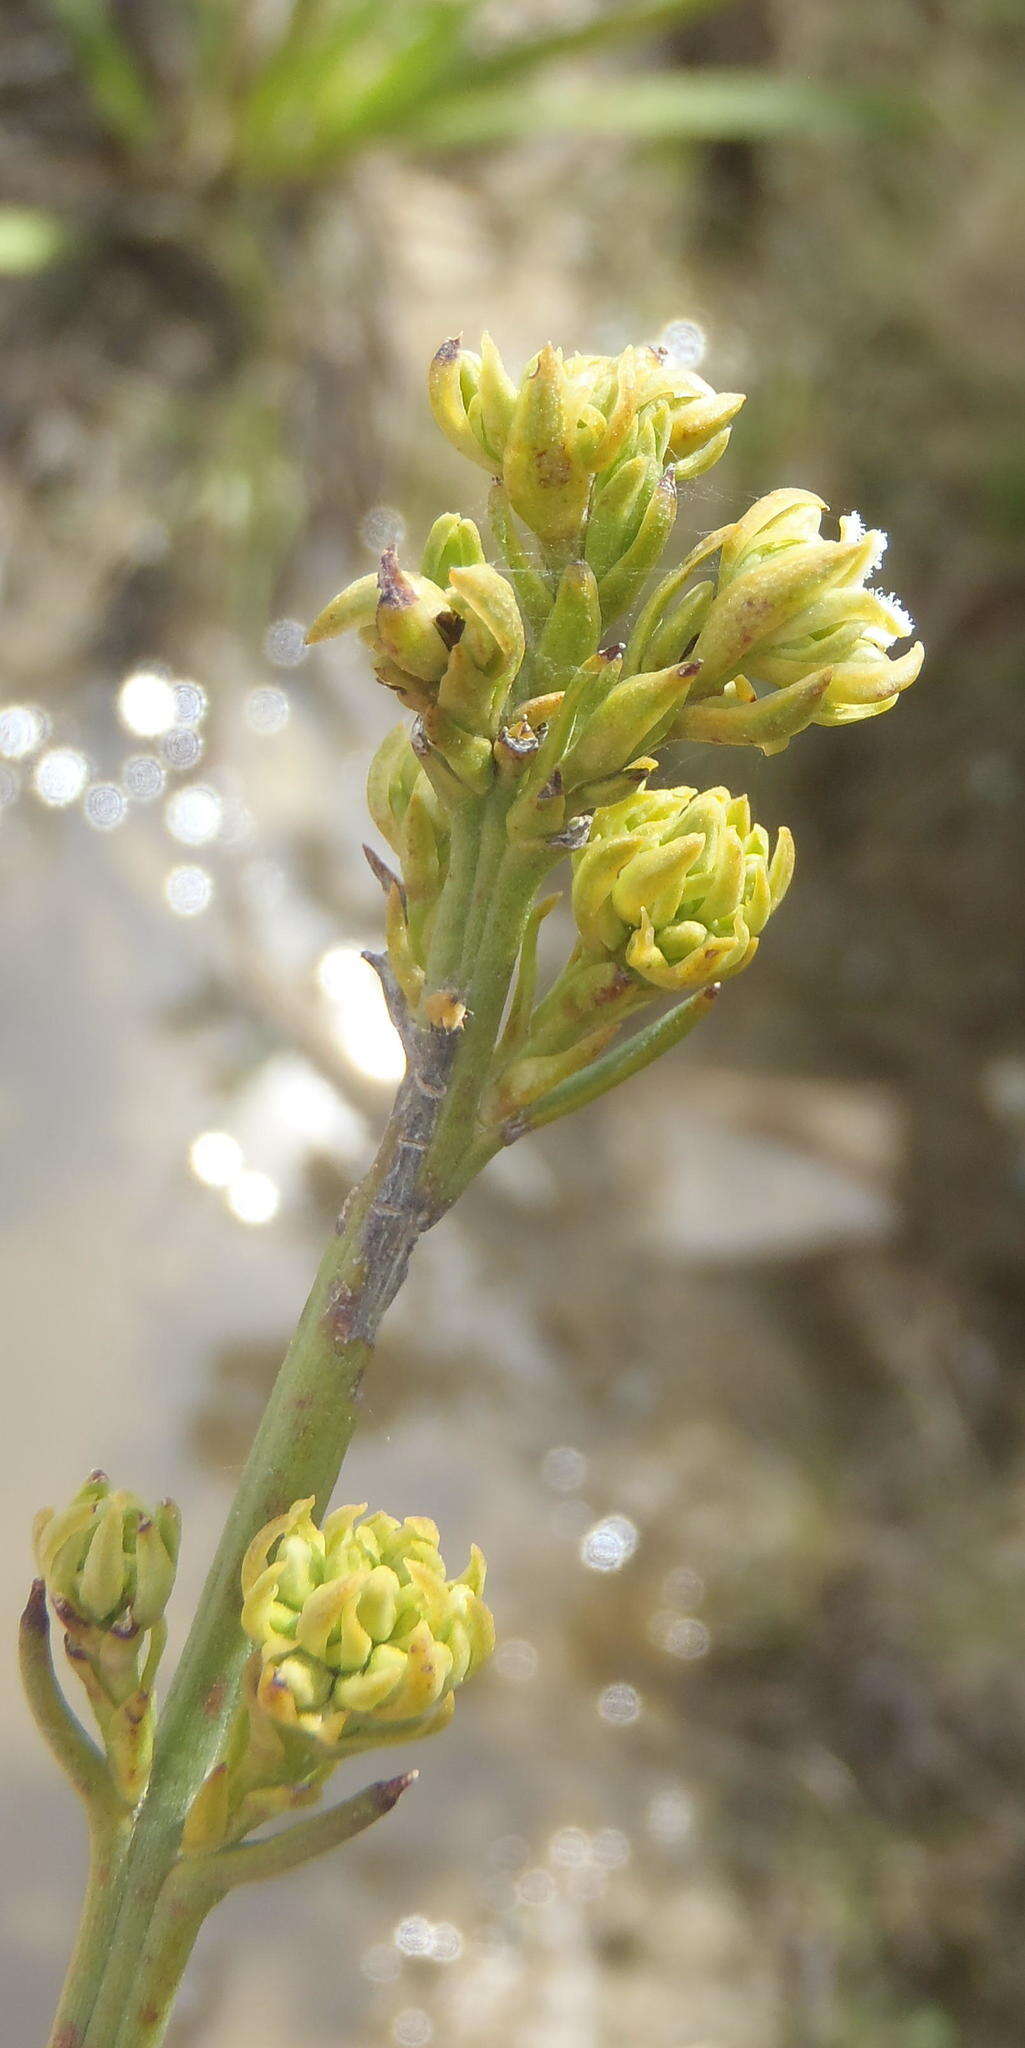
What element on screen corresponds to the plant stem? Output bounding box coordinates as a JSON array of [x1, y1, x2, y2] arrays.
[[73, 1035, 457, 2047], [19, 1581, 133, 2048], [45, 1819, 132, 2048], [19, 1582, 119, 1821], [103, 1773, 418, 2048], [61, 807, 543, 2048], [425, 822, 551, 1203], [213, 1769, 417, 1890]]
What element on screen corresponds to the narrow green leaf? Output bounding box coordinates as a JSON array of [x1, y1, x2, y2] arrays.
[[49, 0, 159, 148], [459, 0, 735, 91], [406, 69, 870, 151]]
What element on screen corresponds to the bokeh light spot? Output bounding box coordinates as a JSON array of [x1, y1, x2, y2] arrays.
[[540, 1445, 587, 1493], [597, 1683, 642, 1727], [226, 1168, 280, 1225], [161, 728, 204, 771], [494, 1638, 538, 1682], [0, 704, 49, 760], [580, 1514, 638, 1573], [84, 783, 127, 831], [122, 755, 166, 803], [189, 1131, 244, 1189], [245, 686, 290, 735], [165, 784, 222, 846], [164, 864, 213, 916], [33, 748, 89, 807], [264, 618, 308, 668], [118, 669, 177, 737], [317, 946, 405, 1084]]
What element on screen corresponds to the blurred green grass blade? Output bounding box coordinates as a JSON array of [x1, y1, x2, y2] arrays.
[[0, 207, 70, 275], [49, 0, 159, 147], [406, 68, 869, 149], [238, 0, 478, 177], [461, 0, 735, 89], [236, 0, 382, 165], [309, 2, 479, 153]]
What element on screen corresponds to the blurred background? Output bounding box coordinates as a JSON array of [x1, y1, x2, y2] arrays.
[[2, 2, 1024, 2043]]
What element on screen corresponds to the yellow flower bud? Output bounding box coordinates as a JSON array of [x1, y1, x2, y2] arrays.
[[374, 549, 455, 686], [34, 1473, 180, 1632], [304, 572, 378, 647], [436, 563, 525, 737], [572, 787, 794, 994], [685, 491, 924, 733], [420, 512, 486, 585], [32, 1474, 180, 1805], [559, 658, 701, 795], [241, 1500, 494, 1756], [501, 342, 595, 548], [629, 347, 745, 471]]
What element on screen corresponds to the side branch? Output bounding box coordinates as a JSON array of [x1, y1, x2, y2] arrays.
[[19, 1581, 119, 1823], [505, 981, 722, 1140], [211, 1771, 417, 1891]]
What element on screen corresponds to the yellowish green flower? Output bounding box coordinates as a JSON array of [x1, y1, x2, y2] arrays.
[[34, 1472, 180, 1632], [681, 489, 924, 735], [428, 334, 743, 549], [33, 1473, 180, 1805], [241, 1499, 494, 1755], [572, 786, 794, 994]]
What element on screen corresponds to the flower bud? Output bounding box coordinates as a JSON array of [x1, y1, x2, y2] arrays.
[[420, 512, 486, 585], [366, 724, 450, 998], [572, 786, 794, 994], [435, 563, 525, 738], [365, 722, 424, 857], [596, 470, 678, 626], [559, 659, 701, 795], [630, 347, 745, 473], [502, 343, 594, 548], [33, 1475, 179, 1805], [427, 337, 496, 469], [374, 549, 455, 686], [685, 491, 924, 733], [241, 1500, 494, 1756], [304, 573, 378, 647], [34, 1473, 180, 1632], [585, 455, 661, 585]]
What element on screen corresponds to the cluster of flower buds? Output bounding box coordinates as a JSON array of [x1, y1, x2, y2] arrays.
[[184, 1500, 493, 1850], [428, 336, 742, 653], [33, 1473, 180, 1805], [489, 786, 793, 1117], [626, 488, 924, 753], [428, 335, 743, 558], [573, 786, 794, 991], [304, 334, 921, 1116]]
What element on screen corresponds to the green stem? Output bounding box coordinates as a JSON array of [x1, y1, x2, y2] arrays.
[[102, 1866, 214, 2048], [62, 810, 537, 2048], [211, 1769, 416, 1890], [19, 1582, 120, 1822], [45, 1819, 132, 2048], [94, 1773, 416, 2048], [79, 1072, 449, 2047], [20, 1581, 136, 2048], [425, 822, 551, 1203]]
